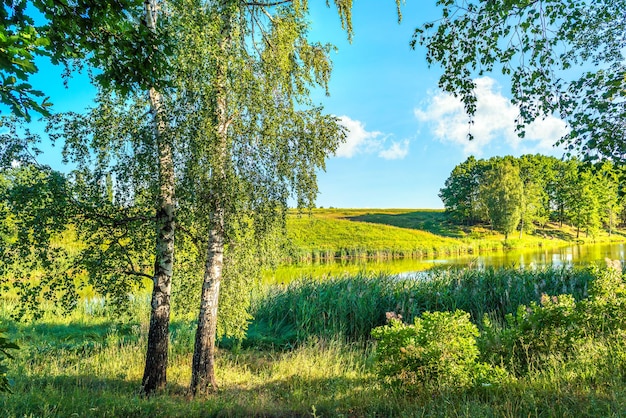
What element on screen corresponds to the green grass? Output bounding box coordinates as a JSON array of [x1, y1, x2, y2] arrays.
[[286, 209, 468, 261], [284, 208, 626, 262], [4, 266, 626, 416]]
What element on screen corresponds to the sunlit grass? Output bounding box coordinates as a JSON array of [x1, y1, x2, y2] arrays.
[[284, 208, 626, 263]]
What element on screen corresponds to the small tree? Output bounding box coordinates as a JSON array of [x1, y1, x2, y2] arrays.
[[480, 159, 523, 240], [566, 168, 601, 238], [439, 156, 488, 225]]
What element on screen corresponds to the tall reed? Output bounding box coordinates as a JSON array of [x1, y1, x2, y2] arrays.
[[249, 266, 595, 345]]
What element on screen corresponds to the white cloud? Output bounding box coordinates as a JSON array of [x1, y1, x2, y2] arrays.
[[414, 77, 569, 155], [335, 116, 383, 158], [335, 116, 410, 160], [378, 139, 409, 160]]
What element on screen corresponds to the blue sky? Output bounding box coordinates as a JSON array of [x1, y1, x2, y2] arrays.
[[306, 0, 569, 208], [11, 0, 569, 209]]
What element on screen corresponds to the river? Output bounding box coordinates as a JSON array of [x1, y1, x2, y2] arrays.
[[265, 242, 626, 283]]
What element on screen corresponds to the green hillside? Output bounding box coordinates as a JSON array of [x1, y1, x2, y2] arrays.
[[284, 208, 626, 261]]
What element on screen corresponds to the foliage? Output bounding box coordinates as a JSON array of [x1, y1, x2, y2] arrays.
[[517, 154, 552, 234], [439, 156, 488, 225], [414, 0, 626, 161], [0, 164, 84, 320], [0, 0, 175, 120], [0, 327, 18, 393], [371, 310, 507, 392], [0, 112, 156, 320], [0, 1, 51, 120], [482, 262, 626, 374], [441, 154, 626, 237], [480, 158, 523, 239]]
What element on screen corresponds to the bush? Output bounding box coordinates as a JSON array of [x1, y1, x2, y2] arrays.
[[371, 310, 507, 392], [481, 262, 626, 374], [0, 327, 18, 393]]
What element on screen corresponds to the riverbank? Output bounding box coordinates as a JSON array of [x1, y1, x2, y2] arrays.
[[284, 208, 626, 261], [3, 266, 626, 416]]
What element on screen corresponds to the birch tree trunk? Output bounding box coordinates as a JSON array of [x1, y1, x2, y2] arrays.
[[190, 2, 231, 396], [190, 208, 224, 394], [141, 0, 176, 395]]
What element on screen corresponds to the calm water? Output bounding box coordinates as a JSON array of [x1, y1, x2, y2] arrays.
[[265, 242, 626, 283]]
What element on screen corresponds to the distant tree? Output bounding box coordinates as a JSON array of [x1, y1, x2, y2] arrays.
[[439, 156, 487, 225], [567, 168, 601, 238], [517, 154, 557, 235], [594, 161, 621, 236], [548, 159, 579, 227], [480, 158, 523, 240], [414, 0, 626, 161]]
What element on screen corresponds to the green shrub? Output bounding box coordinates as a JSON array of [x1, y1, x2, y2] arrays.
[[496, 294, 580, 372], [0, 327, 18, 393], [481, 263, 626, 374], [579, 262, 626, 335], [371, 310, 507, 392]]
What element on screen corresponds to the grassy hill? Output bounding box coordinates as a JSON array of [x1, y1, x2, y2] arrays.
[[284, 208, 626, 261]]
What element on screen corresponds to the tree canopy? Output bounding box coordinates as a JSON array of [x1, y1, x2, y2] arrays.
[[0, 0, 170, 120], [414, 0, 626, 160], [440, 155, 626, 239]]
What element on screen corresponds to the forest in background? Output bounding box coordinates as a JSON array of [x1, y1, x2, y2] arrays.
[[441, 155, 625, 239]]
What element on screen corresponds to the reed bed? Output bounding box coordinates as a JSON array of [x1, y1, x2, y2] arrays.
[[250, 266, 595, 346]]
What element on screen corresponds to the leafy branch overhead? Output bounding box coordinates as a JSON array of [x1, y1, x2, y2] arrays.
[[1, 0, 170, 119], [415, 0, 626, 160], [1, 0, 403, 119]]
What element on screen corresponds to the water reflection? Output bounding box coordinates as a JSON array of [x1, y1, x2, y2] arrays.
[[266, 243, 626, 283], [441, 243, 626, 270]]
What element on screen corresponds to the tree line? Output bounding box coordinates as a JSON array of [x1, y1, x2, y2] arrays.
[[440, 155, 624, 240]]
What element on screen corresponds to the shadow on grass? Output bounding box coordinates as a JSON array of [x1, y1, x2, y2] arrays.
[[2, 374, 213, 418], [4, 366, 625, 417], [7, 319, 198, 359], [346, 210, 466, 238], [4, 372, 383, 417], [535, 225, 577, 241]]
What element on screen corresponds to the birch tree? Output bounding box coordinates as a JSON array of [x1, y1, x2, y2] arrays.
[[171, 0, 369, 395], [2, 0, 402, 397], [1, 0, 177, 395], [414, 0, 626, 161]]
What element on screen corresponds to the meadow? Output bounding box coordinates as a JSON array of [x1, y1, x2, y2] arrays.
[[283, 209, 626, 262], [3, 265, 626, 417]]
